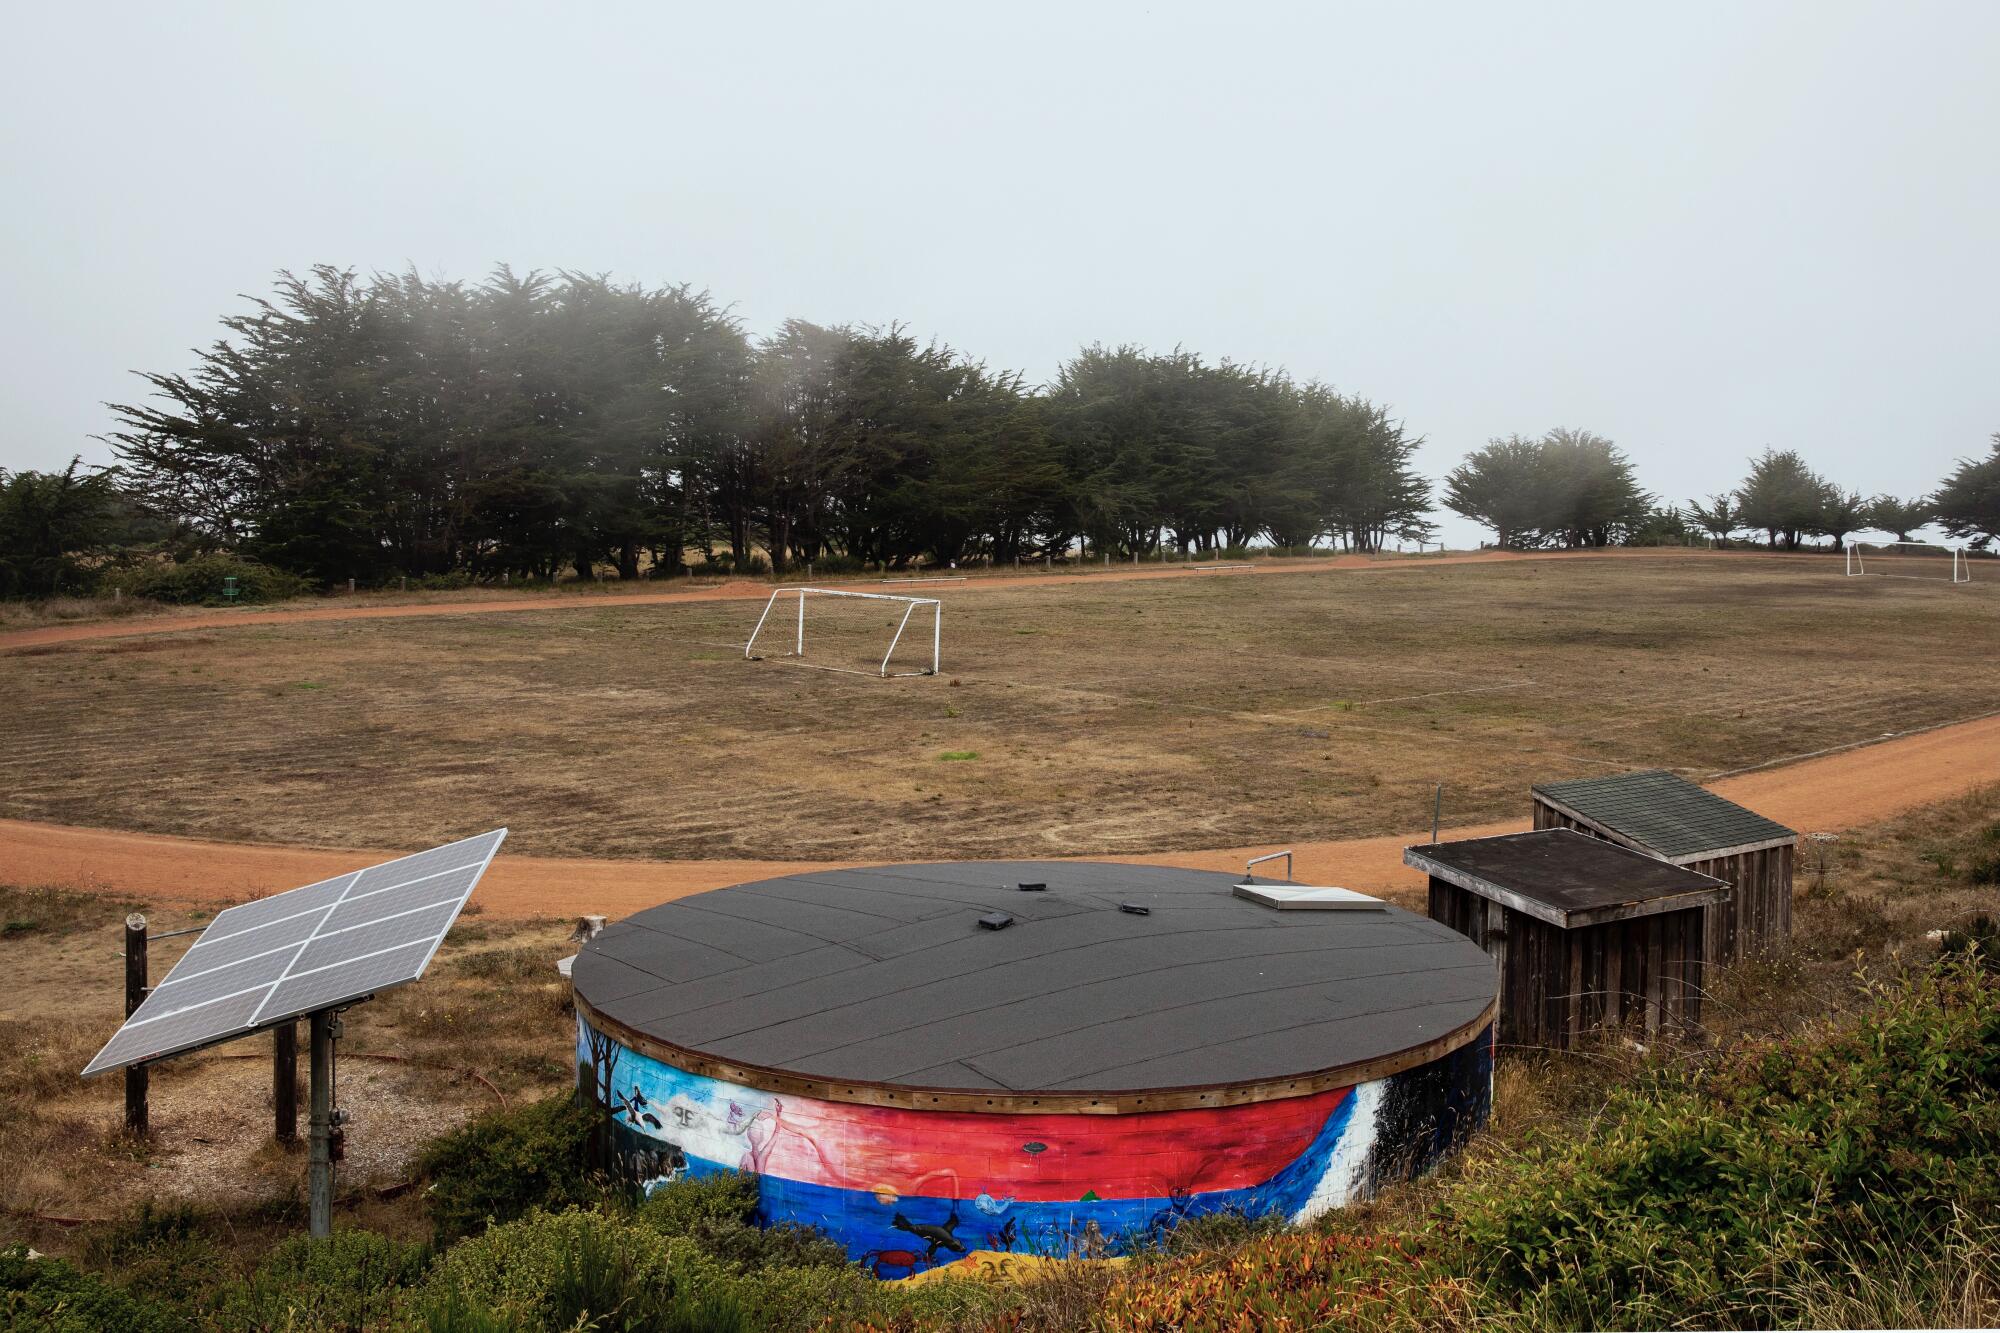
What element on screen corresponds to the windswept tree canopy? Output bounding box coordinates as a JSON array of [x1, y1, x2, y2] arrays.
[[0, 457, 124, 597], [108, 271, 1434, 584], [1733, 448, 1828, 550], [1685, 493, 1739, 540], [1932, 434, 2000, 548], [1443, 429, 1650, 548], [1862, 495, 1934, 542]]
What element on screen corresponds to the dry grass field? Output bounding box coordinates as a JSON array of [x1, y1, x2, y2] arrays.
[[2, 553, 1995, 863]]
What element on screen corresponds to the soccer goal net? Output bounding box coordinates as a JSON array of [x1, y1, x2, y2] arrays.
[[1844, 541, 1970, 584], [743, 587, 941, 677]]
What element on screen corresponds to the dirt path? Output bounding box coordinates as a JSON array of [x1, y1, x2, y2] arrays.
[[0, 547, 1759, 654], [6, 710, 1992, 918]]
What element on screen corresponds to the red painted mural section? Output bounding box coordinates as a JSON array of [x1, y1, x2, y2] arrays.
[[753, 1085, 1354, 1202]]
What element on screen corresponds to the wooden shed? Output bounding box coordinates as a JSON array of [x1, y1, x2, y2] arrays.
[[1406, 830, 1729, 1049], [1531, 770, 1797, 963]]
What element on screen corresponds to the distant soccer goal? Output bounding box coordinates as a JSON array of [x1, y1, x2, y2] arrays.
[[1844, 541, 1970, 584], [744, 587, 941, 677]]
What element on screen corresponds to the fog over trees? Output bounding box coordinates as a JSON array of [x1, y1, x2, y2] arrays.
[[104, 267, 1435, 584]]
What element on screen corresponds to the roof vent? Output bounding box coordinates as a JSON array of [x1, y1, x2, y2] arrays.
[[1233, 884, 1386, 912], [1016, 881, 1047, 892], [978, 912, 1015, 931], [1119, 902, 1150, 916]]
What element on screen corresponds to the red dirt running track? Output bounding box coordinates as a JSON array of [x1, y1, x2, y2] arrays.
[[5, 547, 1988, 916]]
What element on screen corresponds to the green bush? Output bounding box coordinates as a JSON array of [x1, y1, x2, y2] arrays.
[[418, 1206, 749, 1331], [418, 1093, 604, 1242], [1941, 915, 2000, 975], [116, 553, 312, 605], [804, 552, 866, 575], [77, 1201, 231, 1321], [0, 1244, 187, 1333], [218, 1228, 429, 1331], [1448, 963, 2000, 1329], [1965, 821, 2000, 886], [417, 570, 478, 591], [638, 1171, 848, 1272]]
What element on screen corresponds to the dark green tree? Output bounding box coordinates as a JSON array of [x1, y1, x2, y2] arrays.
[[1932, 434, 2000, 548], [1813, 486, 1869, 552], [1734, 448, 1825, 550], [1443, 436, 1548, 549], [1685, 493, 1739, 543], [1862, 494, 1933, 542], [0, 458, 123, 597], [1536, 429, 1652, 547]]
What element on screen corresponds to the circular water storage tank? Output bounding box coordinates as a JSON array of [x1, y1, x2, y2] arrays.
[[570, 861, 1495, 1278]]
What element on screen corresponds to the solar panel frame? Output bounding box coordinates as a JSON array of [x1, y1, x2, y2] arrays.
[[81, 829, 506, 1078]]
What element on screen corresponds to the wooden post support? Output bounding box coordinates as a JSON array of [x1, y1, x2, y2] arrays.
[[123, 914, 148, 1136], [274, 1022, 298, 1143], [308, 1010, 336, 1238]]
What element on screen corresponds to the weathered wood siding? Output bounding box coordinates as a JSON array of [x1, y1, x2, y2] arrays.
[[1531, 797, 1792, 963], [1428, 876, 1706, 1050]]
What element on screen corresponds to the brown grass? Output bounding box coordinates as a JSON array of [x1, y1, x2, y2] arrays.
[[0, 882, 575, 1256], [2, 555, 1995, 864]]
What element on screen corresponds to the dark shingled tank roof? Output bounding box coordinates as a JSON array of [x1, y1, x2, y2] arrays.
[[572, 861, 1495, 1096], [1532, 769, 1796, 860]]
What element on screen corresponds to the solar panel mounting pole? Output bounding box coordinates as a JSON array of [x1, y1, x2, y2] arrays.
[[308, 1009, 337, 1239]]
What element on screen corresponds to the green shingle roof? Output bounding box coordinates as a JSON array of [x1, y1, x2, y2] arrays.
[[1532, 770, 1796, 861]]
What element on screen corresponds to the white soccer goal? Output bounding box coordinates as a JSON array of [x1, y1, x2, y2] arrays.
[[743, 587, 941, 677], [1844, 541, 1970, 584]]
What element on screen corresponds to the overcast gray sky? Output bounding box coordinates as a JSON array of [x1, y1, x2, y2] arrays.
[[3, 1, 1995, 545]]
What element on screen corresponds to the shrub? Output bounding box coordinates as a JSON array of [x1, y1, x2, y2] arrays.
[[1448, 962, 2000, 1329], [217, 1228, 429, 1331], [117, 553, 312, 605], [418, 1093, 604, 1242], [1965, 820, 2000, 886], [77, 1201, 232, 1320], [0, 1244, 187, 1333], [805, 552, 867, 575], [417, 570, 477, 591], [418, 1206, 748, 1331], [1095, 1230, 1445, 1332], [1940, 915, 2000, 975], [638, 1171, 848, 1273]]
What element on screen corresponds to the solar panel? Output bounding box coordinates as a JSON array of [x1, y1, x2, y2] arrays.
[[81, 829, 506, 1078]]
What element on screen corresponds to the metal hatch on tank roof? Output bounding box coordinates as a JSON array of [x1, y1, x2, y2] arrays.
[[1233, 883, 1387, 911]]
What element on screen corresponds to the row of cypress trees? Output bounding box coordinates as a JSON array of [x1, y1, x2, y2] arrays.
[[106, 267, 1434, 584]]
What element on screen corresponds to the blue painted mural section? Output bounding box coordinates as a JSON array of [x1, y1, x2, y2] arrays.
[[579, 1017, 1493, 1278]]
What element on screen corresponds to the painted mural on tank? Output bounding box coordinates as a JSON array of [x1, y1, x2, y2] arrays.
[[577, 1017, 1491, 1278]]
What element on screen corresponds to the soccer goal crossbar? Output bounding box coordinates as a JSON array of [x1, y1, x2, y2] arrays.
[[1844, 541, 1970, 584], [744, 586, 942, 677]]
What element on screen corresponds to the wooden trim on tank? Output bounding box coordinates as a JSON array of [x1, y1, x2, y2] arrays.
[[573, 993, 1498, 1116]]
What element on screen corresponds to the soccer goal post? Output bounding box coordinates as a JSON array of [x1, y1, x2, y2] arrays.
[[1844, 541, 1970, 584], [743, 587, 942, 677]]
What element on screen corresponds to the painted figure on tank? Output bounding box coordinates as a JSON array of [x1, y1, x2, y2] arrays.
[[576, 1016, 1492, 1275]]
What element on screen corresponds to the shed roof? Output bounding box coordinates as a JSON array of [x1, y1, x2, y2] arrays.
[[1404, 829, 1729, 929], [1532, 769, 1796, 861]]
